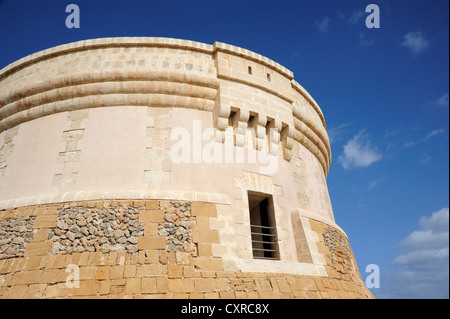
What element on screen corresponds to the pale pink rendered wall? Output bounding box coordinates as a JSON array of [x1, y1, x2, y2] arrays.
[[0, 38, 337, 273], [76, 106, 152, 191], [0, 113, 69, 200]]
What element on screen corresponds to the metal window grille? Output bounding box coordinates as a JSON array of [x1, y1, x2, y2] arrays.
[[248, 192, 280, 260]]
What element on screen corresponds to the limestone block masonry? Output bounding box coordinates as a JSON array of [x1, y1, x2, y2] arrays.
[[0, 37, 373, 299]]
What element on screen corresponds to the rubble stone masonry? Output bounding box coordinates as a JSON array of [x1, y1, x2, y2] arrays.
[[0, 200, 372, 298]]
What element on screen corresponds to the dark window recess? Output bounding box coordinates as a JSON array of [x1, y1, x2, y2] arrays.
[[266, 73, 271, 82], [248, 112, 256, 125], [248, 192, 280, 260], [248, 66, 253, 75], [228, 110, 237, 126]]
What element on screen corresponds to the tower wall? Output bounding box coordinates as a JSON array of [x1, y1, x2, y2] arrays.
[[0, 38, 373, 298]]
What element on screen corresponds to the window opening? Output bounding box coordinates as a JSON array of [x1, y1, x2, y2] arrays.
[[248, 192, 279, 260]]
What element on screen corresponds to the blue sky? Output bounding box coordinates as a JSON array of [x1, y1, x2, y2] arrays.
[[0, 0, 448, 298]]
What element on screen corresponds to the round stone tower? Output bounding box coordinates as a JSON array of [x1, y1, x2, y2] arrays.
[[0, 37, 373, 299]]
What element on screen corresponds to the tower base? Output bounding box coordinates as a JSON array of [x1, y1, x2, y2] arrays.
[[0, 200, 373, 299]]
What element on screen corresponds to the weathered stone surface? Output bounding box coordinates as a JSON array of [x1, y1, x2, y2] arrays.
[[157, 201, 195, 254], [0, 216, 36, 259], [50, 205, 143, 254], [323, 228, 350, 260], [0, 200, 374, 299]]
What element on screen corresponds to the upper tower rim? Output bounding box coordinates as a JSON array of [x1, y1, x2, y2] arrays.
[[0, 37, 326, 127]]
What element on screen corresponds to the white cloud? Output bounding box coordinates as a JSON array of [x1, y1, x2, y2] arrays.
[[315, 17, 330, 33], [402, 142, 415, 149], [393, 247, 448, 266], [401, 31, 430, 54], [375, 208, 449, 299], [397, 228, 449, 253], [419, 151, 432, 165], [367, 177, 386, 191], [386, 142, 396, 152], [437, 93, 449, 107], [348, 10, 364, 24], [357, 198, 367, 208], [327, 122, 352, 144], [425, 128, 445, 141], [419, 208, 449, 233], [400, 128, 446, 156], [338, 130, 382, 169]]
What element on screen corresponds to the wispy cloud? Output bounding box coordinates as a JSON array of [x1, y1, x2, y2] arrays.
[[357, 198, 367, 208], [425, 128, 445, 141], [327, 122, 353, 144], [402, 141, 416, 149], [367, 177, 386, 191], [419, 151, 432, 165], [338, 129, 382, 169], [400, 128, 446, 151], [386, 142, 396, 152], [401, 31, 430, 55], [376, 208, 449, 299], [416, 129, 446, 164], [348, 10, 364, 25], [437, 93, 449, 107], [315, 17, 330, 33]]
